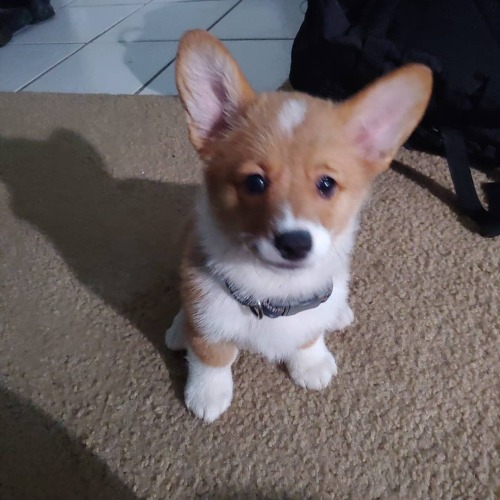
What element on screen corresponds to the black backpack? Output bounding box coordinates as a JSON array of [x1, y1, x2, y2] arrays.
[[290, 0, 500, 237]]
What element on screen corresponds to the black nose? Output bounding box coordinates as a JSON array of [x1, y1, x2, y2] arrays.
[[274, 230, 312, 261]]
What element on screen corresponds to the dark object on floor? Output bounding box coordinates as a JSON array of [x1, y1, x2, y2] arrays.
[[290, 0, 500, 237], [0, 0, 54, 47]]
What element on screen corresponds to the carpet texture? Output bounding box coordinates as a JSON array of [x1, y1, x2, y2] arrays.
[[0, 92, 498, 499]]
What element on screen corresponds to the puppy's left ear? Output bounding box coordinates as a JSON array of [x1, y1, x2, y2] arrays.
[[176, 30, 255, 155], [340, 64, 433, 174]]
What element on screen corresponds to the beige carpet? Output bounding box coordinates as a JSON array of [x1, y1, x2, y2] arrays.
[[0, 92, 498, 499]]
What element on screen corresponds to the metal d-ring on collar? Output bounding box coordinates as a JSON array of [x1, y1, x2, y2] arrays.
[[249, 300, 265, 320], [224, 279, 334, 320]]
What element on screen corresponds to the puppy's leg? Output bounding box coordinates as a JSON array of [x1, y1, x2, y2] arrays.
[[165, 309, 187, 351], [185, 327, 238, 423], [286, 335, 337, 390]]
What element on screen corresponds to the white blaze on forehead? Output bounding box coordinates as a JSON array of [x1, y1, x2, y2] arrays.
[[278, 98, 307, 136]]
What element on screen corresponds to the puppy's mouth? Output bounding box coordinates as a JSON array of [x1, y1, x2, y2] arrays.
[[257, 256, 308, 270]]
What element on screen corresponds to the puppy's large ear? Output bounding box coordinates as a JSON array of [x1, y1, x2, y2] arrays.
[[176, 30, 255, 154], [340, 64, 433, 174]]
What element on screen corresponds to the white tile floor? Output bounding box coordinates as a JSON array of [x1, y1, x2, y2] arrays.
[[0, 0, 306, 95]]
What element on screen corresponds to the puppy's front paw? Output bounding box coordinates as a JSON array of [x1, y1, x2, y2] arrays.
[[165, 310, 187, 351], [336, 304, 354, 330], [185, 351, 233, 423], [287, 337, 337, 390]]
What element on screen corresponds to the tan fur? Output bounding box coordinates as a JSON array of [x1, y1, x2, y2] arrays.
[[184, 319, 237, 367], [176, 31, 431, 240], [200, 77, 432, 238], [179, 222, 237, 367], [199, 94, 372, 238], [299, 336, 320, 350]]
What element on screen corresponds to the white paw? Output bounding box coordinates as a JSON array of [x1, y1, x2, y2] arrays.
[[165, 310, 187, 351], [185, 350, 233, 423], [336, 304, 354, 330], [287, 337, 337, 390]]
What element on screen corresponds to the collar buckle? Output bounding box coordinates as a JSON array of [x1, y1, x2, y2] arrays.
[[249, 301, 264, 319], [224, 279, 333, 320]]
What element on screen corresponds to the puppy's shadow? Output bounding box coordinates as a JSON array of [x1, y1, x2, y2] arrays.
[[392, 158, 500, 231], [0, 129, 198, 397]]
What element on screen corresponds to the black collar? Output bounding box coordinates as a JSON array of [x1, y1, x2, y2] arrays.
[[224, 279, 333, 319]]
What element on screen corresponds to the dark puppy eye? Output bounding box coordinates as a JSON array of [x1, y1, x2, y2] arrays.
[[244, 174, 268, 195], [316, 175, 336, 199]]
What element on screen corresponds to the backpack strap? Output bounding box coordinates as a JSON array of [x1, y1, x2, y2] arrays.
[[442, 128, 500, 237]]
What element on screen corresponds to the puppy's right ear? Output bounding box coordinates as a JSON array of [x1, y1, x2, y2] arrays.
[[175, 30, 255, 154]]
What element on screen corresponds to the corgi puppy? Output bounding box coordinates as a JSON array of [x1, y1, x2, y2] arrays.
[[165, 30, 432, 422]]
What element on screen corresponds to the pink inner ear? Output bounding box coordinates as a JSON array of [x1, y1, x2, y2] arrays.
[[354, 122, 387, 162], [187, 79, 223, 138], [348, 83, 419, 162], [341, 64, 432, 166], [353, 110, 400, 162], [207, 77, 233, 135], [182, 51, 239, 142]]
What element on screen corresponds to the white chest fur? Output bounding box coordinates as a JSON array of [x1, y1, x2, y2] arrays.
[[190, 271, 350, 361], [189, 194, 356, 361]]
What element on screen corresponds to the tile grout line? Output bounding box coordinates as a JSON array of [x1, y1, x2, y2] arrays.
[[205, 0, 245, 32], [14, 44, 82, 91], [104, 37, 295, 43], [17, 3, 145, 91], [8, 37, 294, 46], [11, 41, 84, 45], [68, 1, 152, 5], [134, 0, 245, 95]]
